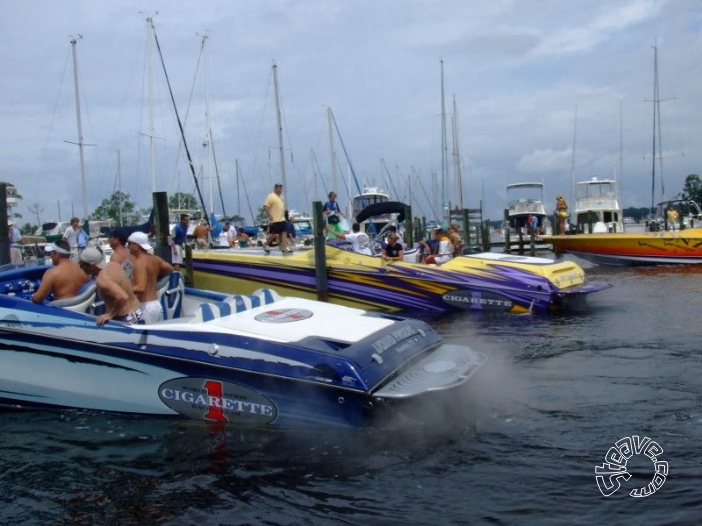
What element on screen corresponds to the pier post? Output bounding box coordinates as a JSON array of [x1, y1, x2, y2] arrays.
[[0, 185, 8, 266], [313, 201, 329, 302], [404, 204, 413, 247], [152, 192, 171, 263]]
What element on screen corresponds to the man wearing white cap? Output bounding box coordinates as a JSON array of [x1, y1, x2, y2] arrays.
[[79, 247, 143, 326], [31, 239, 89, 303], [127, 231, 173, 324]]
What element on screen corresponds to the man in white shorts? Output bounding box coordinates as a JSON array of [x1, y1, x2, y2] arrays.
[[128, 231, 174, 324]]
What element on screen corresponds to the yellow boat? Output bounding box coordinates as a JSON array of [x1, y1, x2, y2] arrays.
[[544, 228, 702, 266]]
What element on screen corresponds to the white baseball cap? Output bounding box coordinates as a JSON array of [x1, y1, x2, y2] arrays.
[[127, 231, 152, 251]]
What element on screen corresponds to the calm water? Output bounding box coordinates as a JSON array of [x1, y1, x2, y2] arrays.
[[2, 260, 701, 525]]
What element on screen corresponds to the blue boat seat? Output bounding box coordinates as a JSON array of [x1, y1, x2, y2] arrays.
[[189, 288, 281, 323], [158, 271, 184, 320], [50, 281, 97, 313], [88, 271, 185, 321]]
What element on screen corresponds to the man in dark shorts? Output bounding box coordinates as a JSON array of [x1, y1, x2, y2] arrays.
[[262, 183, 290, 253]]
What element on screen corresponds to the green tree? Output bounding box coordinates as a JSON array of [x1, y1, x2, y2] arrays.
[[680, 174, 702, 206], [1, 182, 23, 221], [90, 191, 142, 226], [255, 206, 268, 225], [169, 192, 199, 210]]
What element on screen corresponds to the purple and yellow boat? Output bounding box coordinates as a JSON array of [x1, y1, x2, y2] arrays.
[[192, 247, 610, 314]]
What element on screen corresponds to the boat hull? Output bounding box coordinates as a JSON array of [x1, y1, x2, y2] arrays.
[[0, 266, 485, 428], [544, 229, 702, 266], [191, 248, 610, 314]]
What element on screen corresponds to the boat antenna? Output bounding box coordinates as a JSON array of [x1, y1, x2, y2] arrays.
[[330, 112, 364, 204], [570, 104, 577, 209], [149, 18, 210, 224], [380, 158, 400, 201]]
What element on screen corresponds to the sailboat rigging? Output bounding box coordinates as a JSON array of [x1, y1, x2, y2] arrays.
[[148, 17, 210, 225], [650, 44, 664, 215], [63, 36, 93, 222]]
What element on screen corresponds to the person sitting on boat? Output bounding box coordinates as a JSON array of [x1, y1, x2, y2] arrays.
[[326, 222, 372, 255], [418, 231, 439, 261], [381, 232, 404, 262], [127, 232, 173, 324], [447, 223, 463, 256], [31, 239, 90, 304], [171, 214, 189, 272], [323, 191, 345, 238], [385, 225, 404, 247], [424, 228, 453, 265], [232, 227, 251, 248], [79, 247, 144, 326], [666, 206, 679, 230], [555, 195, 569, 234]]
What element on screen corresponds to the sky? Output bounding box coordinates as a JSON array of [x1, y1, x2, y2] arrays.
[[2, 0, 702, 227]]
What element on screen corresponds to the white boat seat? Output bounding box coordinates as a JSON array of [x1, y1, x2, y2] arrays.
[[189, 288, 281, 323], [50, 282, 97, 313]]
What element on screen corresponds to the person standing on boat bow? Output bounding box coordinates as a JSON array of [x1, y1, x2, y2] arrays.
[[262, 183, 290, 253], [323, 191, 346, 239], [79, 247, 143, 326]]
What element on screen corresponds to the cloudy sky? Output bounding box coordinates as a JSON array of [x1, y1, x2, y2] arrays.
[[2, 0, 701, 226]]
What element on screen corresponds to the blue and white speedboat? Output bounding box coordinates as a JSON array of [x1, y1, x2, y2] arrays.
[[0, 264, 485, 428]]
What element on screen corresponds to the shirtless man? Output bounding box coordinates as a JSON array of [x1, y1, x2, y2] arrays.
[[107, 229, 133, 276], [31, 240, 89, 303], [127, 231, 173, 324], [79, 247, 143, 326], [193, 219, 212, 250]]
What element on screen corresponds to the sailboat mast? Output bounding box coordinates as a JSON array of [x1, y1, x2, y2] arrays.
[[70, 37, 88, 221], [440, 59, 448, 223], [202, 34, 215, 216], [147, 18, 156, 193], [116, 149, 122, 225], [236, 158, 241, 219], [272, 63, 287, 198], [650, 45, 657, 214], [451, 94, 463, 210], [328, 107, 337, 193]]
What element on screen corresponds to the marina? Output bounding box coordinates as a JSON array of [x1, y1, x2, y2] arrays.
[[3, 3, 702, 524], [0, 260, 700, 524]]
